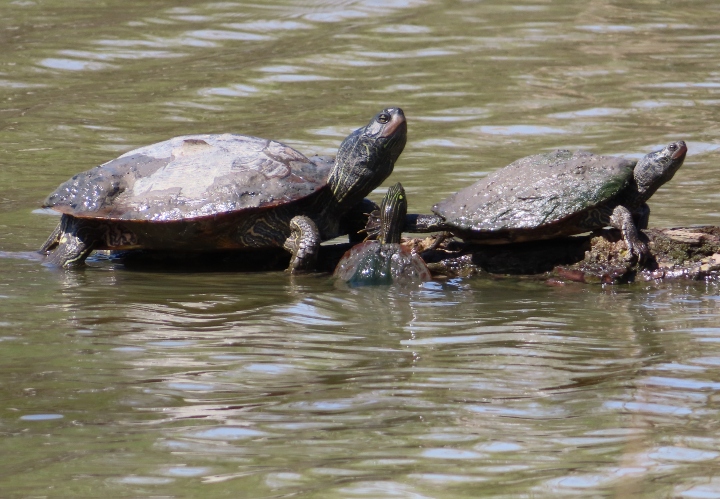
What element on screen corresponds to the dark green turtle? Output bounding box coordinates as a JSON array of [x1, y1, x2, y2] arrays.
[[39, 107, 407, 271], [405, 141, 687, 261], [334, 182, 431, 286]]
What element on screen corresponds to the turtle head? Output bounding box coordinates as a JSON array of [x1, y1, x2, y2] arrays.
[[328, 107, 407, 208], [634, 140, 687, 201], [378, 182, 408, 245]]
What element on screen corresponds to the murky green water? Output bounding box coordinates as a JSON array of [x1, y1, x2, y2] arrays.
[[2, 0, 720, 497]]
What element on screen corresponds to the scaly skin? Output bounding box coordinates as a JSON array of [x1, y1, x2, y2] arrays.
[[363, 182, 407, 244], [284, 216, 320, 273], [43, 215, 100, 268]]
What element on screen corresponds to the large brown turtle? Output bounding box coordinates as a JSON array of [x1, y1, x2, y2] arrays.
[[404, 141, 687, 261], [39, 107, 407, 271]]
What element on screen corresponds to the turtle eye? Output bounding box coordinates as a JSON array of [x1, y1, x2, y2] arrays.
[[668, 143, 677, 152], [377, 113, 391, 124]]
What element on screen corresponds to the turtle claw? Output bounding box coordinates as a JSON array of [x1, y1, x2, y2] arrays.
[[625, 237, 650, 265], [610, 205, 651, 265], [362, 209, 382, 241]]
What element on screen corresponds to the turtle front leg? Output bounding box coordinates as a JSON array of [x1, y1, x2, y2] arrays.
[[284, 216, 320, 273], [44, 215, 100, 268], [609, 205, 649, 263]]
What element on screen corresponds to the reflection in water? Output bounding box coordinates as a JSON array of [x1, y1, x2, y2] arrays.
[[2, 252, 720, 495], [20, 266, 716, 496]]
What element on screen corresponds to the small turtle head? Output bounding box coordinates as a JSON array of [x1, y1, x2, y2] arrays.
[[378, 182, 408, 245], [634, 140, 687, 201], [329, 108, 407, 208]]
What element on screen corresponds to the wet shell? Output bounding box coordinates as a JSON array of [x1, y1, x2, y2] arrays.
[[44, 134, 333, 222], [434, 150, 635, 232]]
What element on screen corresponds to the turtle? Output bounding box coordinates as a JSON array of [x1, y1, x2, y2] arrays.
[[334, 182, 431, 286], [39, 107, 407, 271], [404, 141, 687, 262]]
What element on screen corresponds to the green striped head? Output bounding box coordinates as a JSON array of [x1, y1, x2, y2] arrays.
[[378, 182, 408, 245], [328, 108, 407, 209], [634, 140, 687, 201]]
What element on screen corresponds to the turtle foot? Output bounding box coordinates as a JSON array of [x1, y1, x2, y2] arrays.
[[610, 205, 651, 265], [346, 198, 380, 243], [627, 238, 650, 265], [284, 216, 320, 273], [362, 208, 382, 241]]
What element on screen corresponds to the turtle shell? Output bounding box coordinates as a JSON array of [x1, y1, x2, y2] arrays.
[[334, 241, 432, 287], [43, 134, 333, 222], [433, 150, 636, 233]]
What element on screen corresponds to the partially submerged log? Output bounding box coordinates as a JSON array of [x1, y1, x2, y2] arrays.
[[112, 226, 720, 284], [414, 226, 720, 284]]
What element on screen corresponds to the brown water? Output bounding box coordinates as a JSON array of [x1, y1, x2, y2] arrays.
[[1, 1, 720, 497]]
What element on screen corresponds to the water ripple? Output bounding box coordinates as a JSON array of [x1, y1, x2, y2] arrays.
[[39, 58, 114, 71], [187, 29, 273, 42], [471, 124, 570, 136]]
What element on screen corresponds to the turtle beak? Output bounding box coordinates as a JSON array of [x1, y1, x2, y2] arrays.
[[379, 108, 407, 139], [671, 140, 687, 161]]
